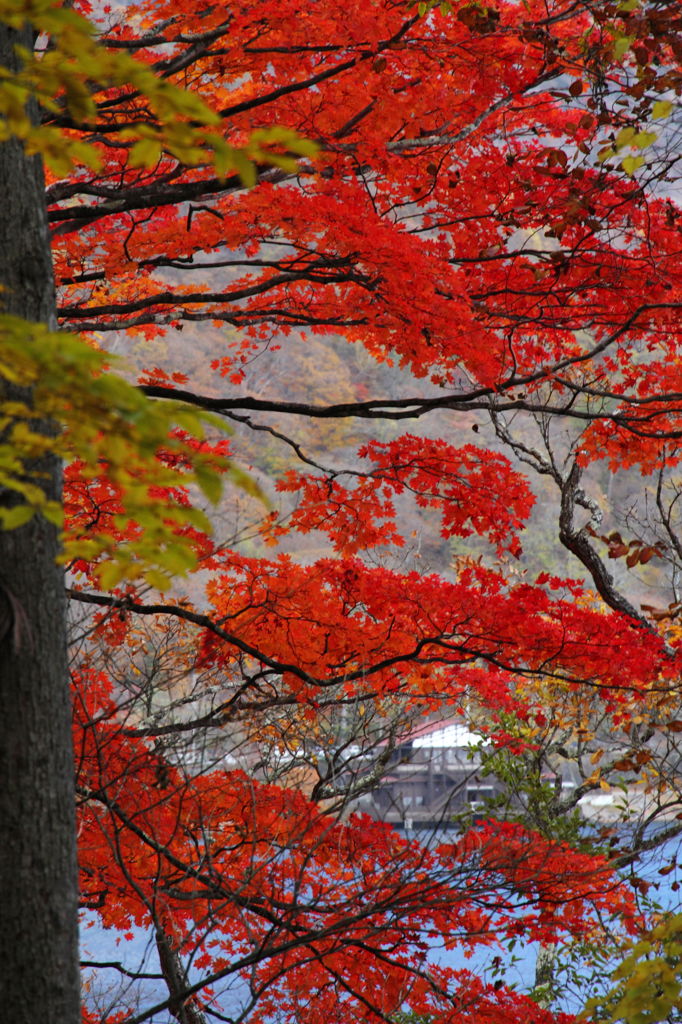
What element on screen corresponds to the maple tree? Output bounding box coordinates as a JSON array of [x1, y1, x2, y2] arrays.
[[4, 0, 682, 1023]]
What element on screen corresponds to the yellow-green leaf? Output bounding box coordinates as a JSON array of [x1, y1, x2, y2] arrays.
[[652, 100, 674, 121]]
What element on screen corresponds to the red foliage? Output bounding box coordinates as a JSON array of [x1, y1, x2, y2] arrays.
[[52, 0, 682, 1021]]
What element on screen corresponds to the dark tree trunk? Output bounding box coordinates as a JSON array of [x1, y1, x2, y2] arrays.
[[0, 23, 80, 1024]]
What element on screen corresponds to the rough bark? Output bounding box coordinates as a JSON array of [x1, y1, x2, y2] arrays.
[[0, 22, 80, 1024], [156, 929, 208, 1024], [532, 942, 558, 1009]]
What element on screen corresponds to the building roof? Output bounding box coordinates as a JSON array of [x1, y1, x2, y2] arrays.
[[409, 719, 482, 750]]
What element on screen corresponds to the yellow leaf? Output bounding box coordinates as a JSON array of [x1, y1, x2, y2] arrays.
[[0, 505, 35, 529], [652, 100, 674, 121], [128, 137, 162, 169], [622, 154, 645, 176]]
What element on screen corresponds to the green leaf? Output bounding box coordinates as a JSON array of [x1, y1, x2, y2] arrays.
[[652, 100, 674, 121], [598, 145, 616, 164], [142, 568, 173, 591], [231, 149, 257, 188], [42, 501, 64, 527], [128, 137, 163, 169], [615, 126, 636, 148], [97, 561, 129, 590], [195, 464, 223, 504], [0, 504, 35, 529], [632, 130, 658, 149], [621, 154, 645, 176], [613, 34, 635, 61]]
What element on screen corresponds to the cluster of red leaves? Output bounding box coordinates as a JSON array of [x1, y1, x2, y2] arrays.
[[200, 555, 672, 710], [62, 431, 231, 582], [53, 0, 682, 412], [75, 667, 636, 1024], [51, 0, 682, 1020], [277, 437, 534, 557]]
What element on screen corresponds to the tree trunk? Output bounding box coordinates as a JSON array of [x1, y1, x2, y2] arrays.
[[0, 23, 80, 1024], [533, 942, 557, 1009]]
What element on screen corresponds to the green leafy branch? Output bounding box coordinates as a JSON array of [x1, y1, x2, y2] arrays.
[[0, 315, 264, 589], [584, 913, 682, 1024], [0, 0, 317, 176]]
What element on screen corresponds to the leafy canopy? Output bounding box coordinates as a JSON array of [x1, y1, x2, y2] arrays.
[[4, 0, 682, 1022]]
